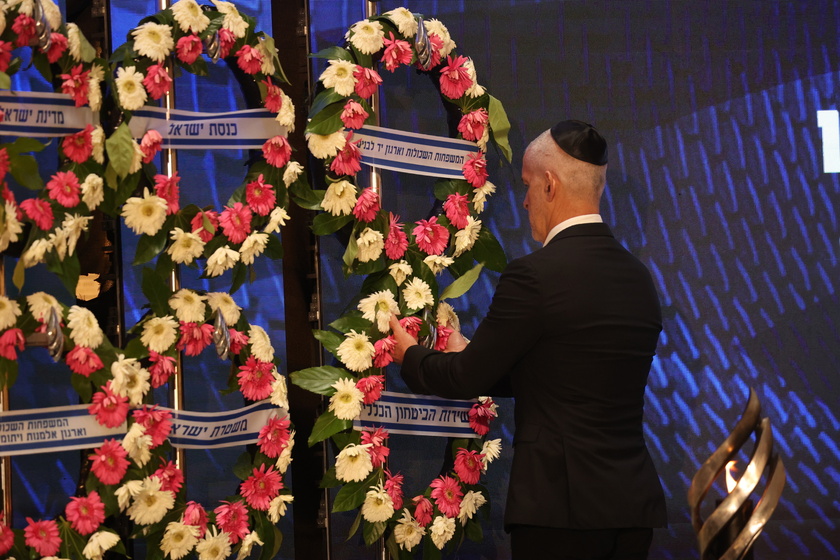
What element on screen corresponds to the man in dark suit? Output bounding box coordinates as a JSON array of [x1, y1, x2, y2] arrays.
[[389, 121, 667, 560]]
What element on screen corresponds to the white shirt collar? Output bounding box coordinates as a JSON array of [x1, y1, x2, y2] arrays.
[[542, 214, 603, 246]]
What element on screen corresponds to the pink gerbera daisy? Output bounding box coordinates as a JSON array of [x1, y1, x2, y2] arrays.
[[190, 209, 219, 243], [66, 345, 104, 377], [384, 213, 408, 260], [214, 501, 250, 544], [0, 42, 13, 74], [177, 322, 214, 356], [399, 316, 422, 337], [382, 32, 412, 72], [434, 325, 453, 352], [61, 124, 94, 164], [219, 202, 252, 244], [0, 147, 10, 178], [356, 374, 384, 405], [246, 174, 277, 216], [458, 109, 489, 142], [0, 512, 14, 555], [412, 495, 433, 527], [143, 64, 173, 100], [372, 336, 396, 368], [340, 99, 369, 130], [439, 55, 473, 99], [361, 426, 390, 468], [462, 151, 488, 187], [236, 44, 263, 75], [416, 34, 443, 69], [469, 398, 497, 436], [228, 328, 249, 355], [176, 34, 203, 64], [240, 464, 283, 511], [443, 193, 470, 229], [237, 356, 275, 401], [46, 32, 69, 63], [24, 518, 61, 557], [154, 173, 181, 215], [262, 78, 284, 112], [454, 448, 484, 484], [352, 186, 379, 222], [353, 66, 383, 99], [218, 28, 236, 58], [66, 491, 105, 535], [0, 328, 24, 360], [384, 470, 404, 510], [19, 198, 54, 231], [140, 130, 164, 164], [182, 501, 208, 538], [88, 382, 130, 428], [412, 216, 449, 255], [262, 135, 292, 168], [59, 64, 91, 107], [47, 170, 82, 207], [153, 460, 184, 493], [148, 350, 176, 388], [257, 414, 291, 458], [133, 405, 172, 448], [89, 439, 130, 485], [330, 132, 362, 177], [430, 475, 464, 518], [12, 14, 36, 47]]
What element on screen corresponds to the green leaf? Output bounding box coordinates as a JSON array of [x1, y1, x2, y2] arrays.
[[328, 313, 371, 334], [488, 94, 513, 162], [312, 329, 343, 357], [58, 519, 87, 560], [307, 410, 352, 446], [471, 227, 507, 272], [0, 358, 18, 389], [46, 252, 80, 296], [433, 178, 472, 201], [360, 270, 399, 298], [133, 228, 168, 266], [346, 509, 363, 540], [331, 429, 361, 450], [311, 46, 354, 62], [312, 212, 352, 235], [264, 234, 284, 259], [305, 101, 345, 135], [308, 88, 347, 119], [363, 520, 387, 546], [71, 373, 93, 402], [230, 262, 247, 294], [440, 263, 484, 300], [289, 179, 325, 210], [463, 517, 484, 542], [319, 466, 341, 488], [105, 122, 138, 178], [141, 267, 173, 316], [6, 137, 47, 154], [12, 257, 25, 290], [9, 154, 44, 190], [289, 365, 347, 395], [79, 35, 97, 63], [342, 230, 358, 267], [233, 451, 255, 481], [332, 468, 379, 512], [32, 52, 52, 83], [0, 71, 9, 89]]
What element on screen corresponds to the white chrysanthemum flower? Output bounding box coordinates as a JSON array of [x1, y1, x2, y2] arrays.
[[423, 254, 454, 275], [361, 483, 394, 523], [115, 66, 148, 111], [328, 377, 365, 419], [267, 494, 294, 523], [258, 37, 277, 75], [61, 213, 92, 256], [402, 277, 433, 311], [393, 510, 425, 551], [235, 531, 263, 560], [458, 490, 487, 524], [110, 354, 151, 405], [349, 19, 385, 55], [335, 443, 373, 482], [358, 290, 398, 333], [167, 227, 205, 264], [41, 0, 61, 30], [195, 527, 232, 560], [26, 292, 62, 323], [454, 216, 482, 256], [318, 59, 357, 96], [81, 173, 104, 210], [171, 0, 210, 33], [115, 479, 143, 511], [122, 188, 167, 236], [90, 125, 105, 164], [336, 331, 374, 373], [0, 200, 22, 252], [463, 58, 486, 99], [83, 530, 121, 560], [481, 438, 502, 470], [385, 7, 418, 37], [131, 22, 174, 62], [48, 227, 68, 260], [275, 430, 295, 473], [127, 477, 175, 525], [436, 301, 460, 331], [270, 371, 289, 409], [169, 289, 207, 323], [140, 315, 179, 353], [88, 64, 105, 112], [320, 179, 356, 216], [425, 19, 456, 57], [263, 206, 290, 234], [472, 180, 496, 213], [66, 23, 83, 61], [306, 130, 346, 160], [357, 228, 384, 263], [275, 91, 296, 131], [212, 0, 248, 37], [205, 245, 240, 277], [121, 423, 153, 466], [21, 238, 52, 268], [388, 260, 412, 286], [206, 292, 241, 325], [67, 305, 104, 348], [239, 231, 268, 265], [282, 160, 303, 187], [0, 296, 22, 330], [248, 324, 275, 361], [161, 521, 199, 560], [430, 515, 456, 550]]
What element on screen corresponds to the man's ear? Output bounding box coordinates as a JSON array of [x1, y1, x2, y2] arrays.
[[544, 170, 558, 201]]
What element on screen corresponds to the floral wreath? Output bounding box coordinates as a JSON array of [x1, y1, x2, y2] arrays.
[[0, 0, 109, 296], [0, 282, 294, 560], [291, 7, 510, 557], [104, 0, 305, 291]]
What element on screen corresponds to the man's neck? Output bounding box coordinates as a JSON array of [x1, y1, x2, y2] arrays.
[[542, 214, 603, 245]]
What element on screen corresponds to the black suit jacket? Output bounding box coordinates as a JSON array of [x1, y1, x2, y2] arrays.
[[402, 223, 667, 530]]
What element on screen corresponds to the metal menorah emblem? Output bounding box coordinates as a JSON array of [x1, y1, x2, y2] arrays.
[[687, 388, 786, 560]]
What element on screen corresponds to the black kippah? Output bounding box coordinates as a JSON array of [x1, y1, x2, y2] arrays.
[[549, 120, 608, 166]]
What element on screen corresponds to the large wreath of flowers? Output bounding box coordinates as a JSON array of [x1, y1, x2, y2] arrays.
[[104, 0, 305, 291], [291, 7, 509, 557], [0, 0, 108, 296]]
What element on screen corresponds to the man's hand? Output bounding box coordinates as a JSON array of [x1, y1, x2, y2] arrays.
[[389, 314, 418, 364], [445, 329, 469, 353]]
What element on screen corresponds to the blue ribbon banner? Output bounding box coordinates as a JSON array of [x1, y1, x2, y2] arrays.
[[354, 125, 480, 179], [354, 390, 478, 438], [128, 106, 287, 150], [0, 90, 93, 137], [0, 400, 285, 457]]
